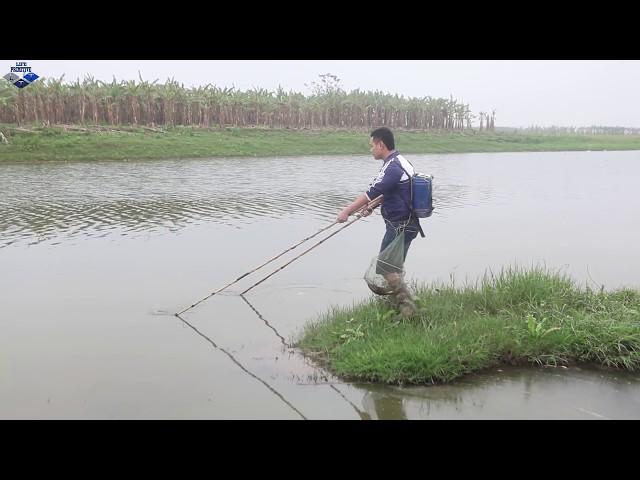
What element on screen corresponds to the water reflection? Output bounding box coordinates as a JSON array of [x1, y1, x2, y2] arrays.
[[239, 294, 372, 419], [362, 389, 409, 420], [174, 313, 307, 420], [357, 366, 640, 419]]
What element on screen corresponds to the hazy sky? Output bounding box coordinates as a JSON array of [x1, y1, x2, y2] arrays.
[[5, 60, 640, 128]]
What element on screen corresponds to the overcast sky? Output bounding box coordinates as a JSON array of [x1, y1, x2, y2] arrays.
[[5, 60, 640, 128]]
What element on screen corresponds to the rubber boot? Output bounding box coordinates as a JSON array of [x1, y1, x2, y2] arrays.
[[387, 274, 417, 318]]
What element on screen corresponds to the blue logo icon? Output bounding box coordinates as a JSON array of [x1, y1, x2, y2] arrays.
[[3, 62, 40, 88]]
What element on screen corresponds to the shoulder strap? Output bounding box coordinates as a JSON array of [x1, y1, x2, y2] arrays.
[[389, 152, 414, 176], [391, 154, 425, 238]]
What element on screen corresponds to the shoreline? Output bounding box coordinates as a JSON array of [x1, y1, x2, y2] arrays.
[[2, 125, 640, 162]]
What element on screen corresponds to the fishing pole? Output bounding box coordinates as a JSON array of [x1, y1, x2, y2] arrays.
[[240, 196, 382, 296], [175, 221, 336, 316], [175, 197, 380, 316]]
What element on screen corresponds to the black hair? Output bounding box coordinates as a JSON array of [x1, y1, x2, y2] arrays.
[[370, 127, 395, 150]]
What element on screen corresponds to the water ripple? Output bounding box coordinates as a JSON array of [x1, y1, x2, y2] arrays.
[[0, 155, 472, 247]]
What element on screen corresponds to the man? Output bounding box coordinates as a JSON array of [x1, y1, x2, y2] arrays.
[[336, 127, 421, 317]]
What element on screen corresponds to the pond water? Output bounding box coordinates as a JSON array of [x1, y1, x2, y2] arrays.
[[1, 150, 639, 419]]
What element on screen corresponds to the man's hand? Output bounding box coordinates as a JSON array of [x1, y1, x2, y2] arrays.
[[361, 207, 373, 218], [337, 193, 379, 223], [336, 209, 350, 223]]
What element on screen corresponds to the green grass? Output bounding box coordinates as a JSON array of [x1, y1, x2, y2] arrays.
[[295, 266, 640, 385], [1, 124, 640, 162]]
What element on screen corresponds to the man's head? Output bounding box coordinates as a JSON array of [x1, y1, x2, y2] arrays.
[[369, 127, 395, 160]]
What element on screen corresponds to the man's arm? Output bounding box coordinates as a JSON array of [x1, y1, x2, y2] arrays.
[[336, 193, 382, 223], [336, 193, 370, 223], [336, 161, 401, 223]]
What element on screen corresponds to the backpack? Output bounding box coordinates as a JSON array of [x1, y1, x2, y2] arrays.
[[395, 158, 434, 218]]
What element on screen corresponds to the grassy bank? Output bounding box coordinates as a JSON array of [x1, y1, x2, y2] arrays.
[[1, 125, 640, 162], [295, 267, 640, 385]]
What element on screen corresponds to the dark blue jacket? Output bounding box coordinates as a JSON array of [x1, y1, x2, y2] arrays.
[[365, 151, 415, 222]]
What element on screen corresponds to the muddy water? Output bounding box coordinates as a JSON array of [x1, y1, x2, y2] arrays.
[[1, 150, 639, 419]]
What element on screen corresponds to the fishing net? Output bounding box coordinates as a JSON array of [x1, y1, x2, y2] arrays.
[[364, 229, 406, 295]]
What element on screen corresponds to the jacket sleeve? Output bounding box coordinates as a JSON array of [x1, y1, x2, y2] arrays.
[[366, 160, 403, 201]]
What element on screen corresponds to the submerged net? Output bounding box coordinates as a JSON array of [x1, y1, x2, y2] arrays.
[[364, 229, 406, 295]]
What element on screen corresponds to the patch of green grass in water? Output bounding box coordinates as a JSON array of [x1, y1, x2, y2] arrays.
[[296, 266, 640, 385]]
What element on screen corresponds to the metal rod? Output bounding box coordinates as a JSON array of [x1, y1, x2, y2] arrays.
[[240, 197, 381, 296], [175, 197, 380, 316], [175, 220, 338, 316]]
